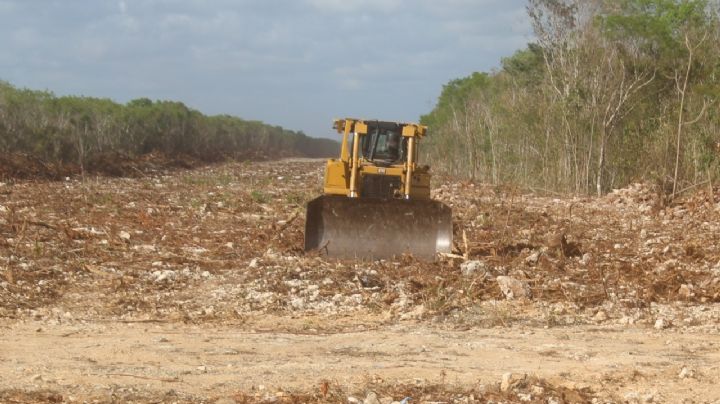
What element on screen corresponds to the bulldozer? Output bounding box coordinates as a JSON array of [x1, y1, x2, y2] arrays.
[[304, 118, 452, 260]]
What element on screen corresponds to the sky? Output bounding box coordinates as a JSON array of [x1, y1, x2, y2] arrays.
[[0, 0, 533, 139]]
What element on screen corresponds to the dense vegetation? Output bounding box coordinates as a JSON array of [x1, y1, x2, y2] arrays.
[[422, 0, 720, 197], [0, 80, 338, 176]]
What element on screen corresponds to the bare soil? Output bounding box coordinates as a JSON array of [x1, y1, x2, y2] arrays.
[[0, 152, 200, 181], [1, 159, 720, 403]]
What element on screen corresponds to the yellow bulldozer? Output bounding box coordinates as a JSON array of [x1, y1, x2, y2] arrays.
[[304, 118, 452, 260]]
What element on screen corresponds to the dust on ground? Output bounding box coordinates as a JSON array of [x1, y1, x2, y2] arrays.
[[1, 159, 720, 403]]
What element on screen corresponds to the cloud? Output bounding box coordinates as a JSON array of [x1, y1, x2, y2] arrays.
[[0, 1, 14, 13], [306, 0, 403, 13], [0, 0, 533, 137], [11, 27, 40, 47], [332, 62, 384, 90]]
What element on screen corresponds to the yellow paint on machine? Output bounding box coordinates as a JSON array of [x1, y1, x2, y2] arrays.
[[323, 118, 431, 199], [305, 118, 453, 260]]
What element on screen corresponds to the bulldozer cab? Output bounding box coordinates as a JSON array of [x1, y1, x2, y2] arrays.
[[360, 127, 404, 164]]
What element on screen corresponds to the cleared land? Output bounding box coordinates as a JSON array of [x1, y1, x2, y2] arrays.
[[1, 159, 720, 403]]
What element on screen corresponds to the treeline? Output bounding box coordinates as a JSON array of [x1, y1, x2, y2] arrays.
[[422, 0, 720, 197], [0, 80, 338, 174]]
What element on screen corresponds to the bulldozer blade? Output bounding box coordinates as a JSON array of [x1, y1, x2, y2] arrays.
[[304, 195, 452, 260]]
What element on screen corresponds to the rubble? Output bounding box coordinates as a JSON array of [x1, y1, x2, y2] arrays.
[[500, 372, 524, 392], [497, 276, 531, 300], [363, 391, 381, 404], [594, 310, 608, 322], [0, 160, 718, 327], [678, 366, 695, 379], [1, 159, 719, 402], [460, 260, 487, 276]]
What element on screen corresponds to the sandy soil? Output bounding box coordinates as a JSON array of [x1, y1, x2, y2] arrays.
[[2, 159, 720, 403], [1, 319, 720, 403]]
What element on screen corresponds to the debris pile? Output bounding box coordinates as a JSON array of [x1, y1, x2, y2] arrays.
[[1, 160, 719, 330], [2, 159, 720, 401]]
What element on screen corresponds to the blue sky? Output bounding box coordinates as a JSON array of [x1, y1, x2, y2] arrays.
[[0, 0, 532, 138]]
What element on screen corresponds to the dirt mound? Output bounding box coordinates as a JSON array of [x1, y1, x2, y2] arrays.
[[0, 389, 64, 403], [0, 154, 73, 180], [0, 152, 200, 181], [84, 152, 199, 177]]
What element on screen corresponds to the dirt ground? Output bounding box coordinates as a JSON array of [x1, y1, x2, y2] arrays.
[[1, 159, 720, 403]]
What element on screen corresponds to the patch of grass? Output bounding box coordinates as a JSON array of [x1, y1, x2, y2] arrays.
[[33, 240, 45, 258], [180, 174, 210, 186], [86, 192, 115, 206], [285, 191, 313, 206], [215, 173, 235, 186], [456, 302, 518, 328], [251, 190, 270, 204], [181, 173, 234, 187]]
